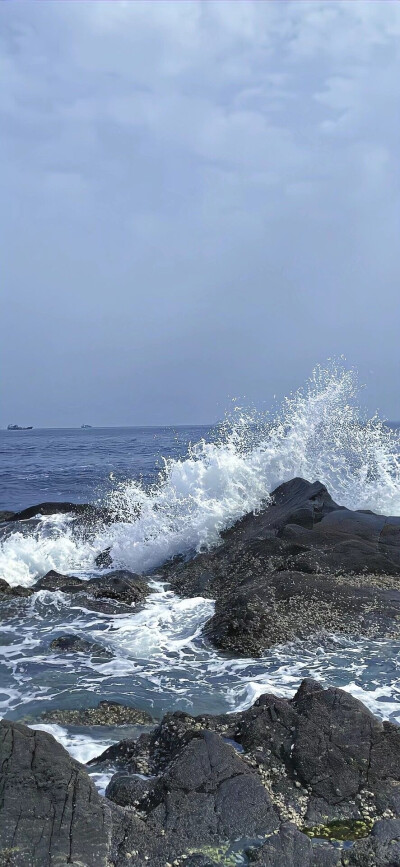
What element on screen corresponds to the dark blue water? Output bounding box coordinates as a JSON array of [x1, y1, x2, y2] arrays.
[[0, 426, 212, 511]]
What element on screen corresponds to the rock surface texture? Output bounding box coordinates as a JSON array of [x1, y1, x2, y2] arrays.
[[165, 477, 400, 654], [2, 681, 400, 865]]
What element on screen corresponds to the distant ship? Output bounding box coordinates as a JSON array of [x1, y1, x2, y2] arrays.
[[81, 424, 92, 429], [7, 424, 33, 430]]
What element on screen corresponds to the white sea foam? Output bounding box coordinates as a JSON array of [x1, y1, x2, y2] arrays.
[[2, 363, 400, 584], [0, 523, 95, 587]]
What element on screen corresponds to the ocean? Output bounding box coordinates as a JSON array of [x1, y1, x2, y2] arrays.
[[1, 364, 400, 793]]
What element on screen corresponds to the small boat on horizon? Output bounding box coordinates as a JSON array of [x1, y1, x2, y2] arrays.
[[81, 424, 92, 429], [7, 424, 33, 430]]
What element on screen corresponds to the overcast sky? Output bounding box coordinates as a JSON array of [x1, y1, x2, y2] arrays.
[[1, 1, 399, 426]]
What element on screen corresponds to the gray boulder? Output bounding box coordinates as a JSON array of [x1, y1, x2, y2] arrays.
[[0, 720, 113, 866]]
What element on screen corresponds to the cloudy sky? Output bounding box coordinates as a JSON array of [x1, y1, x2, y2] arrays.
[[1, 1, 399, 426]]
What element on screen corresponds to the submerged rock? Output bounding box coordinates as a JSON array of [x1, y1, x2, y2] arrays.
[[40, 700, 153, 726], [49, 633, 112, 656], [167, 478, 400, 655]]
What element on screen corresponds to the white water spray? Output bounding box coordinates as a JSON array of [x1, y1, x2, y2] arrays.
[[2, 363, 400, 585]]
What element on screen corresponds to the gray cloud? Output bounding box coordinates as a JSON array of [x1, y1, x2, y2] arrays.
[[1, 1, 399, 425]]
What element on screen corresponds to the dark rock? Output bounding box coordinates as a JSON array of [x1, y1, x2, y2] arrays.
[[9, 501, 93, 521], [3, 682, 400, 867], [95, 547, 113, 568], [249, 823, 339, 866], [40, 700, 153, 726], [0, 719, 112, 866], [0, 578, 33, 598], [35, 570, 84, 592], [89, 733, 154, 775], [34, 569, 150, 609], [0, 511, 15, 522], [84, 570, 149, 605], [106, 772, 153, 807], [49, 634, 112, 656], [102, 680, 400, 833], [168, 478, 400, 655], [347, 818, 400, 865], [108, 730, 279, 845]]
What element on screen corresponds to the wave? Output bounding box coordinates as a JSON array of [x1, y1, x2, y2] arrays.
[[2, 362, 400, 585]]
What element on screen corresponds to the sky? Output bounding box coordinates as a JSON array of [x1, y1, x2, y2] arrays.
[[1, 1, 399, 427]]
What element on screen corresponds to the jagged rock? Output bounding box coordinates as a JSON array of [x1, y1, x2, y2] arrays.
[[89, 733, 154, 776], [3, 684, 400, 866], [107, 730, 279, 844], [84, 571, 149, 605], [100, 680, 400, 831], [167, 478, 400, 655], [40, 700, 153, 726], [0, 719, 113, 866]]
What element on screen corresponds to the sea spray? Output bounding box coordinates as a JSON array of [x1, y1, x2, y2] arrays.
[[95, 362, 400, 573], [2, 362, 400, 585]]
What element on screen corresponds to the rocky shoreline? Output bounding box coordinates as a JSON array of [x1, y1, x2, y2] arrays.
[[1, 477, 400, 865], [2, 680, 400, 865]]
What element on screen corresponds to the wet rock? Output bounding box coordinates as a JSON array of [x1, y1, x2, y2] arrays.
[[100, 679, 400, 833], [9, 501, 93, 521], [84, 570, 149, 605], [35, 570, 84, 592], [95, 547, 113, 568], [168, 478, 400, 655], [48, 633, 112, 655], [249, 822, 339, 866], [40, 700, 153, 726], [0, 719, 113, 866], [34, 568, 151, 609], [0, 511, 15, 522], [3, 683, 400, 867], [89, 733, 154, 775], [0, 578, 33, 598]]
